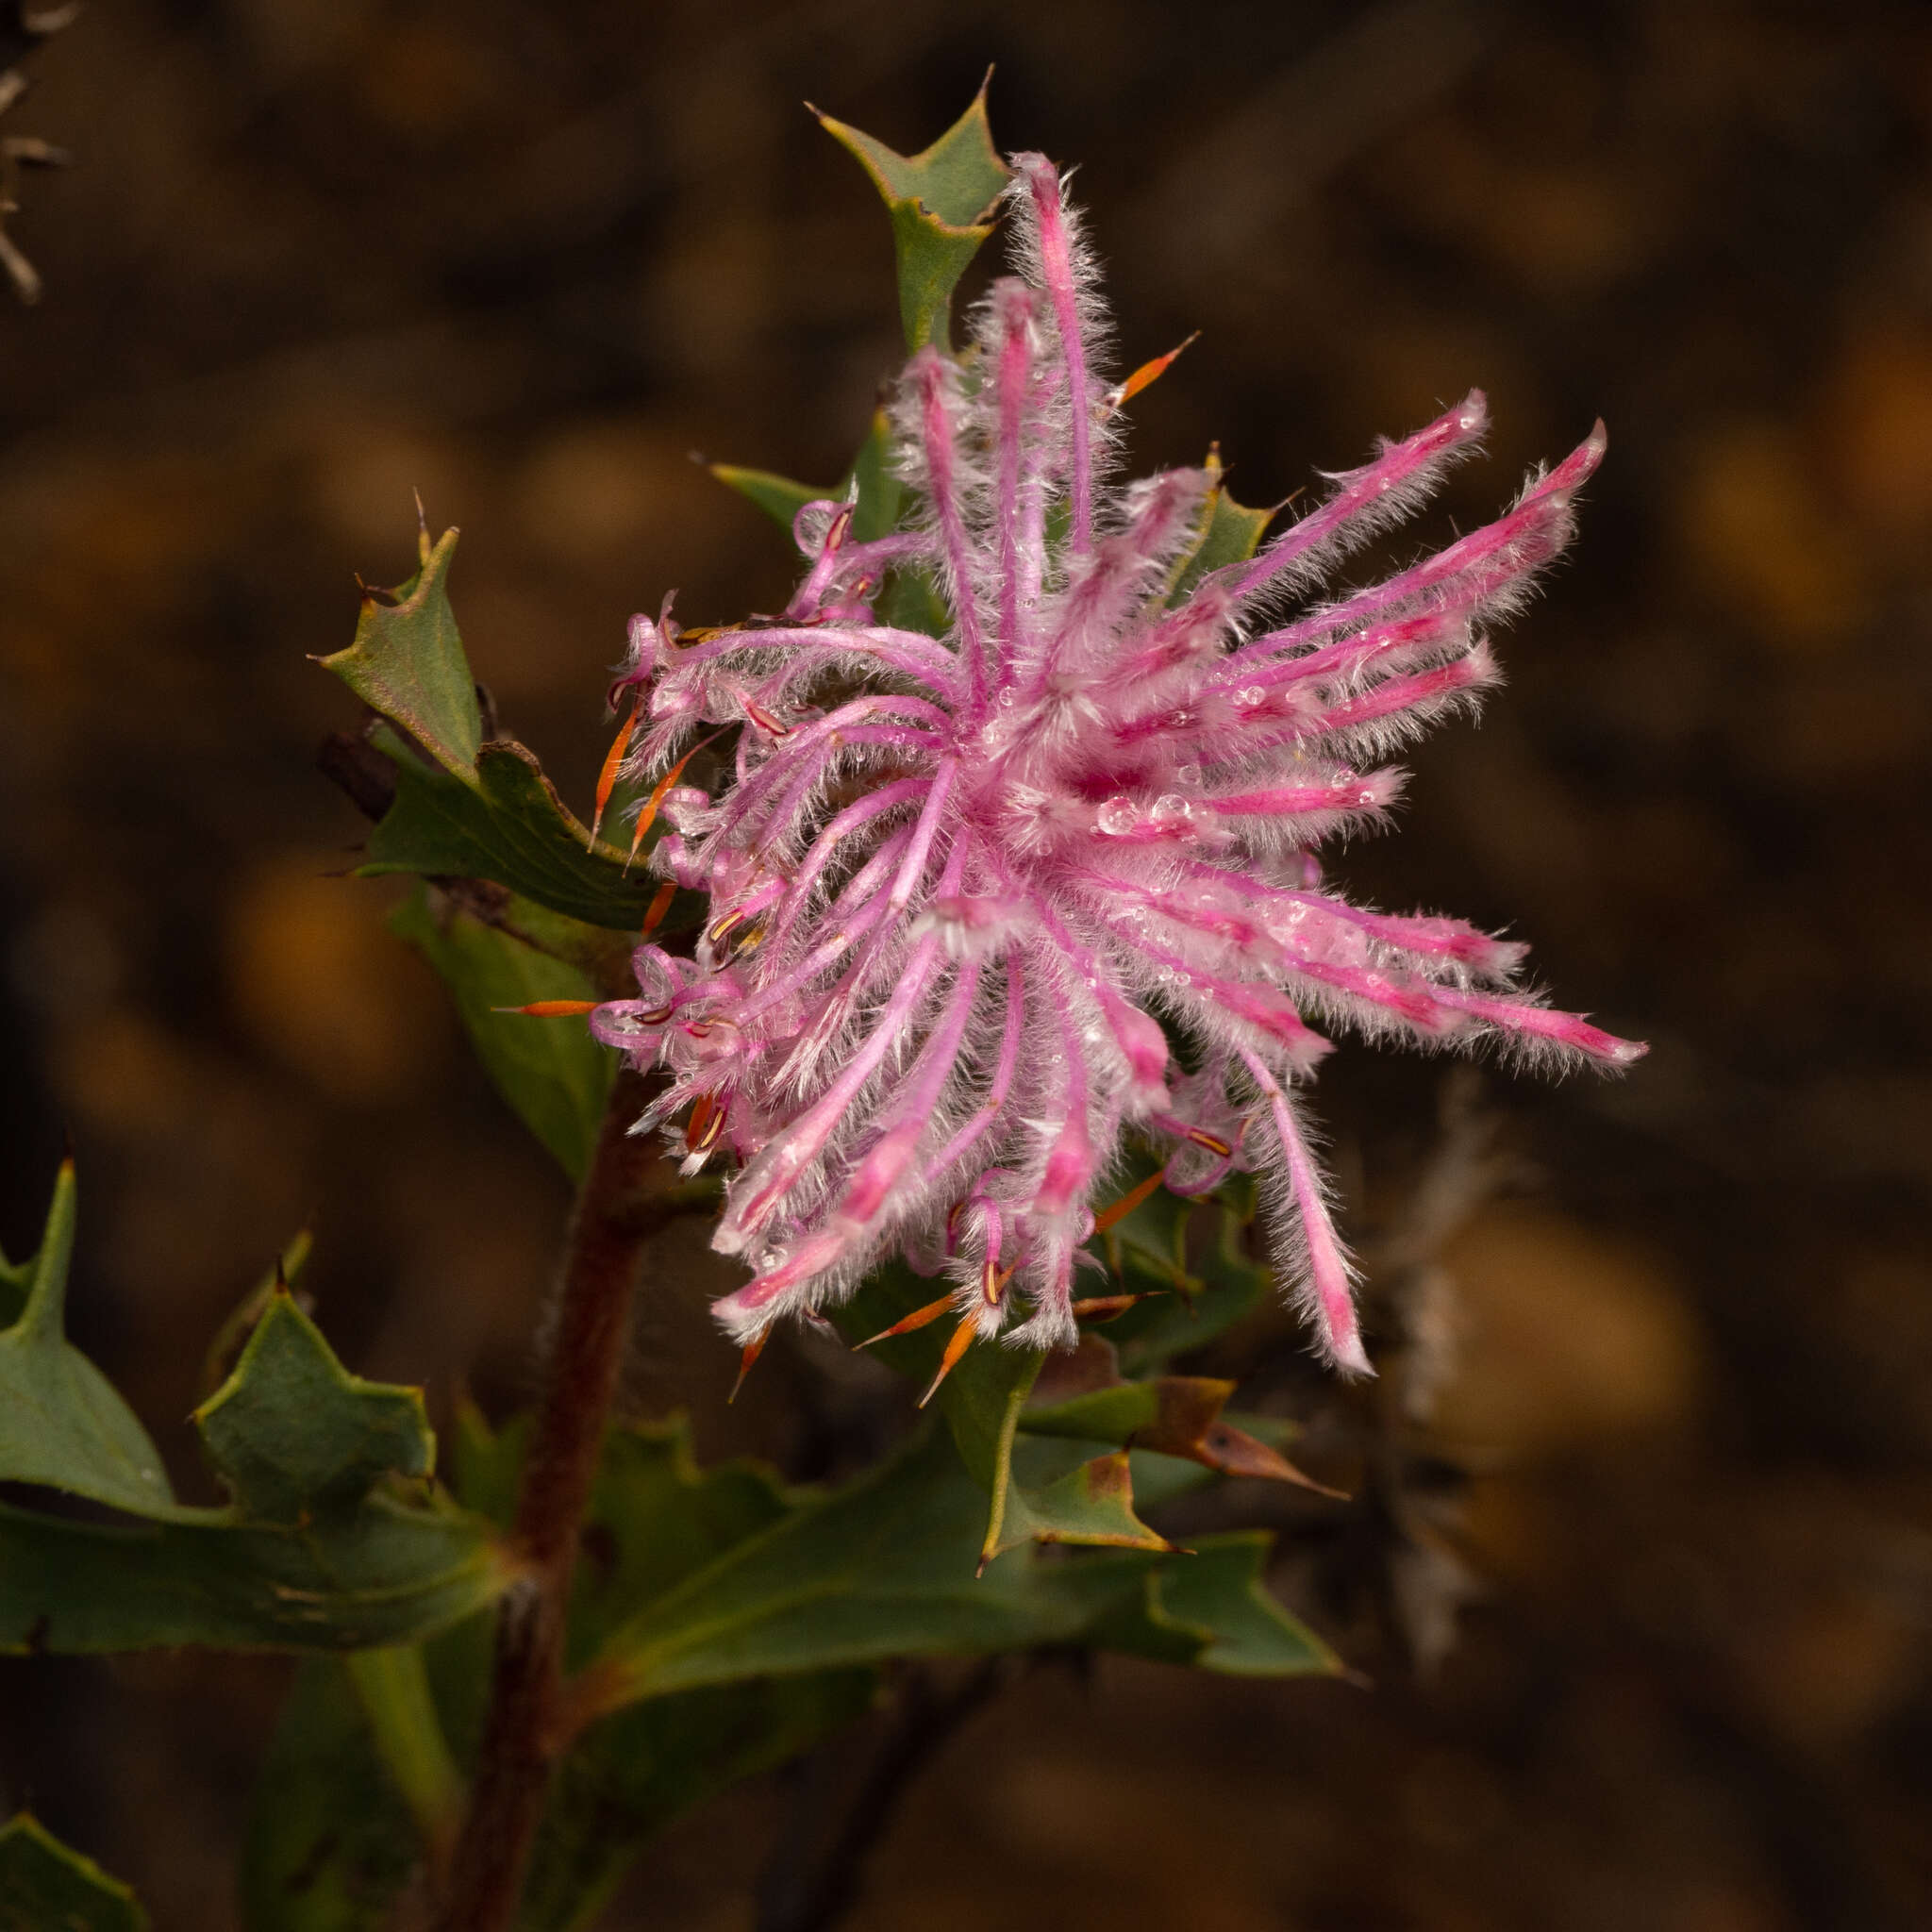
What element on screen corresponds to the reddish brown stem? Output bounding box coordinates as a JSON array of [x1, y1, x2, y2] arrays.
[[434, 1067, 666, 1932]]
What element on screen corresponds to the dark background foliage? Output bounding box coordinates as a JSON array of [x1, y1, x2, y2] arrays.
[[3, 2, 1930, 1926]]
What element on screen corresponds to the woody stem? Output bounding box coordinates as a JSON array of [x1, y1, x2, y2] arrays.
[[433, 1067, 663, 1932]]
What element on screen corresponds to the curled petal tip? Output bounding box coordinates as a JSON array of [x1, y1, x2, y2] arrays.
[[1329, 1328, 1375, 1379]]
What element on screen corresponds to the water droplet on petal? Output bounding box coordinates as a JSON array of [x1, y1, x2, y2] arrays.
[[1096, 796, 1137, 835]]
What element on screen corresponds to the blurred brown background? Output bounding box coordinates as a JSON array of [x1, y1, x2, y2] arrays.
[[3, 1, 1931, 1927]]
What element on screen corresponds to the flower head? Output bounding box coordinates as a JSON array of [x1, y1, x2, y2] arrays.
[[591, 154, 1642, 1375]]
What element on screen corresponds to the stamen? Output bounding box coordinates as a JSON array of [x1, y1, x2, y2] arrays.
[[916, 1316, 978, 1407], [1104, 330, 1199, 415], [1070, 1291, 1163, 1321], [492, 999, 599, 1018], [1091, 1170, 1165, 1235], [590, 699, 641, 844], [727, 1331, 768, 1404], [853, 1291, 955, 1349], [627, 730, 722, 873], [641, 878, 678, 936]]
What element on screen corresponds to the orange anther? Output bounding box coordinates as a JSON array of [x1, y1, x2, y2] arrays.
[[1091, 1169, 1165, 1236], [728, 1332, 768, 1404], [492, 999, 599, 1018], [1184, 1126, 1234, 1158], [853, 1291, 955, 1349], [1106, 331, 1200, 413], [627, 730, 722, 874], [590, 700, 641, 844], [1070, 1292, 1159, 1321], [684, 1091, 716, 1153], [980, 1257, 1016, 1307], [917, 1315, 978, 1408], [641, 878, 678, 936]]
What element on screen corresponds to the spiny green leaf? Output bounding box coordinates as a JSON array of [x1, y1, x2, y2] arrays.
[[0, 1490, 500, 1653], [584, 1425, 1129, 1704], [194, 1290, 433, 1524], [359, 728, 663, 931], [318, 525, 483, 779], [1094, 1532, 1338, 1675], [0, 1814, 146, 1932], [832, 1266, 1169, 1562], [1167, 450, 1274, 605], [391, 885, 615, 1182], [815, 79, 1010, 352], [576, 1423, 1336, 1711], [1022, 1374, 1336, 1493], [250, 1415, 872, 1932], [708, 464, 824, 539], [0, 1162, 175, 1518], [200, 1229, 313, 1399], [0, 1206, 501, 1654]]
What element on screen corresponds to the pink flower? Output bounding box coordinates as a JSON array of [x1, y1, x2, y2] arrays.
[[591, 154, 1642, 1376]]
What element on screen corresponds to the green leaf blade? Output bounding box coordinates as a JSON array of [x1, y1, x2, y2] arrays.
[[391, 886, 615, 1181], [0, 1814, 147, 1932], [360, 733, 661, 932], [194, 1291, 433, 1523], [0, 1164, 175, 1519], [816, 83, 1010, 352], [1167, 455, 1274, 605], [319, 527, 483, 779]]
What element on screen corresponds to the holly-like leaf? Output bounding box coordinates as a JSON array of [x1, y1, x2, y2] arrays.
[[391, 886, 616, 1182], [815, 80, 1010, 352], [1168, 450, 1274, 605], [358, 729, 662, 931], [1022, 1374, 1338, 1494], [1093, 1532, 1338, 1675], [0, 1813, 146, 1932], [0, 1487, 500, 1654], [833, 1266, 1172, 1564], [575, 1422, 1324, 1714], [194, 1291, 433, 1524], [0, 1235, 502, 1654], [248, 1415, 874, 1932], [0, 1162, 175, 1519], [317, 525, 483, 780]]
